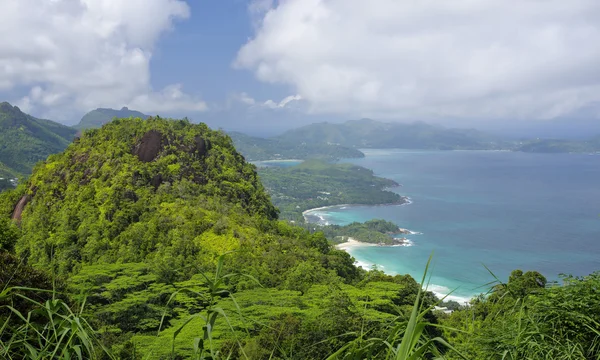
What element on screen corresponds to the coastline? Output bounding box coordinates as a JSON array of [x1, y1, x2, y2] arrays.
[[307, 199, 475, 305], [302, 197, 411, 223]]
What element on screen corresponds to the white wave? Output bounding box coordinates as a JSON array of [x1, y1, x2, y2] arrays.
[[354, 260, 375, 270], [427, 284, 473, 305], [391, 239, 414, 247]]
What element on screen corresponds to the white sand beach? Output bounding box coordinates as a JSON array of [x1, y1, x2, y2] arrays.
[[335, 238, 377, 251]]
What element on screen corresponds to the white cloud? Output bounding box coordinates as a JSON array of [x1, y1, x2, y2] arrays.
[[263, 94, 302, 109], [237, 0, 600, 121], [0, 0, 206, 121]]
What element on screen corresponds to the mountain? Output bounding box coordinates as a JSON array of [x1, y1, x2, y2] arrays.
[[0, 102, 77, 176], [74, 106, 149, 130], [276, 119, 507, 150], [228, 131, 364, 161], [516, 136, 600, 153]]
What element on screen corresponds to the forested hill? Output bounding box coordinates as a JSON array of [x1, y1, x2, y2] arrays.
[[0, 102, 77, 177], [0, 117, 364, 357], [228, 130, 364, 161], [74, 106, 149, 130], [276, 118, 507, 150]]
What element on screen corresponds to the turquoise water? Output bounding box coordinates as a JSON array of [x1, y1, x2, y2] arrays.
[[305, 150, 600, 302], [251, 160, 304, 168]]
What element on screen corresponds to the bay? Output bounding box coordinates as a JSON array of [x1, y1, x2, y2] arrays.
[[305, 150, 600, 303]]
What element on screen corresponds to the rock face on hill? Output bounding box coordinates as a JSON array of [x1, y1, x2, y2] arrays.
[[1, 117, 278, 269]]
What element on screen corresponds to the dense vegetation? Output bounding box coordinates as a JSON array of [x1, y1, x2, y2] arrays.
[[302, 219, 408, 245], [0, 102, 77, 176], [229, 131, 364, 161], [441, 270, 600, 359], [258, 159, 405, 221], [74, 107, 149, 130]]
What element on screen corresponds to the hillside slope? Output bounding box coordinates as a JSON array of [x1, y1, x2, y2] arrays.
[[0, 102, 77, 176]]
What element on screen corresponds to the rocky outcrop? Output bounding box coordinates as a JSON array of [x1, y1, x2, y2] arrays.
[[134, 130, 163, 162], [11, 194, 31, 222], [193, 135, 210, 156]]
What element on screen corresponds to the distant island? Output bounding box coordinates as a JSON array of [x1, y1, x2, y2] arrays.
[[272, 118, 600, 154], [228, 130, 364, 161], [74, 107, 149, 130]]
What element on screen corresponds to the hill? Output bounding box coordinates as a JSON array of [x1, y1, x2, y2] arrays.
[[517, 136, 600, 153], [258, 159, 405, 220], [74, 106, 149, 130], [228, 131, 364, 161], [276, 119, 507, 150], [0, 102, 77, 176], [0, 117, 387, 358]]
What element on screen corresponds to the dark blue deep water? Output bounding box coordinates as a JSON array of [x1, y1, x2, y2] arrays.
[[305, 150, 600, 302]]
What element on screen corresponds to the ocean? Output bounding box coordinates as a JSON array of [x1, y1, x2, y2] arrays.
[[304, 149, 600, 303]]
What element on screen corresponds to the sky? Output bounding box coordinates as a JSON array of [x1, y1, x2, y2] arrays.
[[1, 0, 600, 136]]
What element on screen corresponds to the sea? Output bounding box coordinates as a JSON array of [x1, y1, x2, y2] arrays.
[[303, 149, 600, 303]]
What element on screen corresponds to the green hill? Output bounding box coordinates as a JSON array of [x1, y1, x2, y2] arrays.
[[276, 119, 507, 150], [0, 102, 77, 176], [228, 131, 364, 161], [0, 117, 381, 358], [74, 106, 149, 130]]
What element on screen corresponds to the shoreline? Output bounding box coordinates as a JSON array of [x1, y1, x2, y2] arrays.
[[302, 197, 412, 223], [335, 239, 473, 305]]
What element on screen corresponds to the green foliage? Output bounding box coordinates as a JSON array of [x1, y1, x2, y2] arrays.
[[442, 270, 600, 360], [228, 131, 365, 161], [0, 219, 19, 252], [258, 159, 405, 220], [311, 219, 405, 245], [0, 102, 77, 176], [327, 256, 467, 360], [7, 117, 279, 271], [74, 107, 149, 130], [0, 252, 56, 321], [0, 287, 113, 360]]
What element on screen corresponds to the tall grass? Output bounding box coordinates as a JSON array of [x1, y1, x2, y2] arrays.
[[0, 286, 113, 359]]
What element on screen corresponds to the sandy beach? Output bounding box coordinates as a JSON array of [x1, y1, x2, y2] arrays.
[[335, 238, 378, 251]]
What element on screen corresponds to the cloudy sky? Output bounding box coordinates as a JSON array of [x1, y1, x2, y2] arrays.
[[1, 0, 600, 135]]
